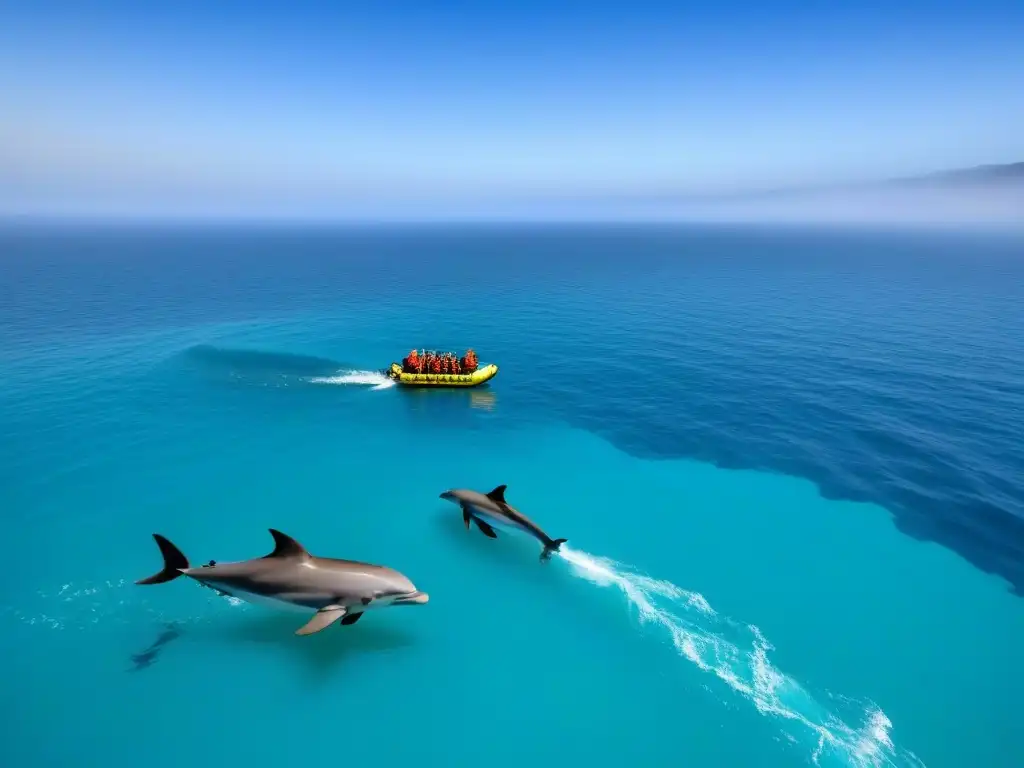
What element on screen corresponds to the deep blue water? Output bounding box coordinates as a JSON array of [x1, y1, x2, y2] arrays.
[[2, 223, 1023, 768]]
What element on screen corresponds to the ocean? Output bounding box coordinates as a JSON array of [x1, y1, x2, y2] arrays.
[[1, 222, 1022, 768]]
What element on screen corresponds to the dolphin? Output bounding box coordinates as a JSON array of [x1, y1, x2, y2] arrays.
[[439, 484, 567, 561], [136, 529, 429, 636]]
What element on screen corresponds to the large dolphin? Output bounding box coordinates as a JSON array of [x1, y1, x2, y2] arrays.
[[136, 529, 429, 635], [439, 484, 567, 561]]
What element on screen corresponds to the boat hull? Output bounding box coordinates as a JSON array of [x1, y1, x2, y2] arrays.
[[387, 362, 498, 388]]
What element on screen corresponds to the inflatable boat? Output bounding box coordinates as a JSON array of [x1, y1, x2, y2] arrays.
[[384, 362, 498, 388]]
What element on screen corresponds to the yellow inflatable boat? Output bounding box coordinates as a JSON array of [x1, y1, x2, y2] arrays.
[[385, 362, 499, 388]]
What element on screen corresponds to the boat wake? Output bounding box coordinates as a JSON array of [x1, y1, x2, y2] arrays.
[[556, 546, 925, 768], [307, 369, 396, 390]]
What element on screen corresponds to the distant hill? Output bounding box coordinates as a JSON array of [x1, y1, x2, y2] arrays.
[[771, 161, 1024, 197], [887, 161, 1024, 188], [612, 161, 1024, 226], [682, 161, 1024, 203], [608, 162, 1024, 208]]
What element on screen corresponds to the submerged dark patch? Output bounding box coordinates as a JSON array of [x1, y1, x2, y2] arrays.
[[128, 623, 182, 672]]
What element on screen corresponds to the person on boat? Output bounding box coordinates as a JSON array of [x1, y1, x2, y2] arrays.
[[431, 354, 442, 374], [461, 349, 478, 373], [403, 349, 420, 373]]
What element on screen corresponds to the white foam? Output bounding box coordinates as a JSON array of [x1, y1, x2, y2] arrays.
[[557, 546, 924, 768], [7, 578, 250, 630], [308, 370, 396, 390]]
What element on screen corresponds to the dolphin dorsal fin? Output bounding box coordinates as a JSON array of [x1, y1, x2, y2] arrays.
[[266, 529, 310, 559], [485, 484, 508, 505]]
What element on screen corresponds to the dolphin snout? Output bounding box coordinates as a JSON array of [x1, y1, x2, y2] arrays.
[[439, 491, 455, 501], [395, 590, 429, 605]]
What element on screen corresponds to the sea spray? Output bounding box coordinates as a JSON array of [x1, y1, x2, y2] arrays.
[[6, 578, 249, 632], [308, 370, 396, 390], [556, 546, 924, 768]]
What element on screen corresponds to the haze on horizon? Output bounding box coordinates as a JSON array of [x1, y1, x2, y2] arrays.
[[2, 1, 1022, 225]]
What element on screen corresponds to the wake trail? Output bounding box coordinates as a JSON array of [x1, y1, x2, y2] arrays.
[[556, 546, 926, 768], [4, 579, 249, 632], [307, 369, 396, 390]]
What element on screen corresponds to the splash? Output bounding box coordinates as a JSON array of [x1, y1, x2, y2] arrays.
[[307, 369, 396, 390], [3, 579, 248, 631], [556, 546, 926, 768]]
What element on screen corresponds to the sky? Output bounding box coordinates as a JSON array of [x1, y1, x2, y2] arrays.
[[1, 0, 1023, 220]]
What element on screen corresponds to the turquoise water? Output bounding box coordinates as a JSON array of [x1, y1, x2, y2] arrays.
[[2, 224, 1023, 767]]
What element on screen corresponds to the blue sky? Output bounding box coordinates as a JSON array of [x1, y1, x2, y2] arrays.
[[1, 1, 1022, 218]]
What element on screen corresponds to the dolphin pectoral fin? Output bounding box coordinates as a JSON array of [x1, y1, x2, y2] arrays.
[[462, 507, 472, 530], [485, 484, 509, 505], [340, 612, 364, 626], [295, 606, 347, 636], [475, 519, 498, 538]]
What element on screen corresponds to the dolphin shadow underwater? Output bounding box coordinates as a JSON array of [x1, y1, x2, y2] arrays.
[[127, 622, 183, 672]]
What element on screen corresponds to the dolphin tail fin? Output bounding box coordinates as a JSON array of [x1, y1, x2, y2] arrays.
[[137, 534, 190, 585], [541, 538, 568, 562]]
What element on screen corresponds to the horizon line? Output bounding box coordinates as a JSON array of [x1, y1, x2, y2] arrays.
[[3, 212, 1023, 234]]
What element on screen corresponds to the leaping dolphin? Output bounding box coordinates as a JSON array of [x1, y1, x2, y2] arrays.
[[440, 484, 567, 561], [136, 529, 429, 636]]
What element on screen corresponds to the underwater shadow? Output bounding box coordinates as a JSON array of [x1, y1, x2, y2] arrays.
[[176, 344, 358, 389], [208, 610, 419, 683], [127, 622, 183, 673], [181, 344, 346, 376]]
